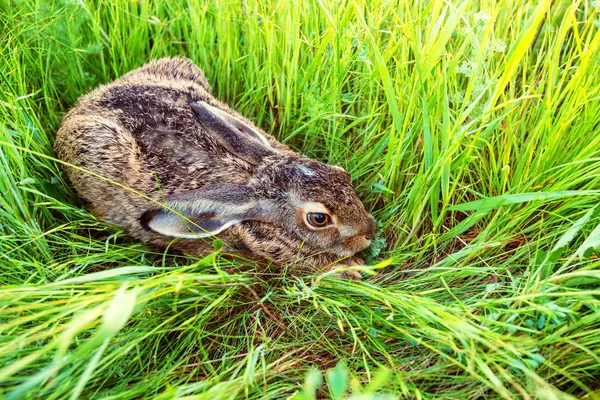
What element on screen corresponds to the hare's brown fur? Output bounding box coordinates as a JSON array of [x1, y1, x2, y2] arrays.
[[55, 57, 375, 270]]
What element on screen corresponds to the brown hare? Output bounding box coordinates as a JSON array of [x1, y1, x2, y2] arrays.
[[54, 57, 376, 274]]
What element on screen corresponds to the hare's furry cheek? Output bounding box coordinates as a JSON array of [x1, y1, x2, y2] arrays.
[[230, 221, 346, 266]]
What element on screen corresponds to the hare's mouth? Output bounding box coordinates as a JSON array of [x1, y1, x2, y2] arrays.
[[342, 236, 372, 254]]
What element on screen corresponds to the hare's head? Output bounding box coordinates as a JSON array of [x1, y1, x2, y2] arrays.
[[140, 101, 376, 266]]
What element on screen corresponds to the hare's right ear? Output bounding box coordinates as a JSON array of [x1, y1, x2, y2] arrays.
[[140, 184, 279, 239], [190, 101, 280, 165]]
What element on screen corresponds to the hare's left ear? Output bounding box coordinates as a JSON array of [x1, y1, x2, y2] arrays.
[[140, 184, 279, 239], [190, 101, 280, 165]]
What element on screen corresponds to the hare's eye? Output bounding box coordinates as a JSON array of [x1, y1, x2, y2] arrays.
[[307, 213, 331, 228]]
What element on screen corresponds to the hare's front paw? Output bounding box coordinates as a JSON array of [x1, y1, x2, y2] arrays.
[[327, 256, 365, 280]]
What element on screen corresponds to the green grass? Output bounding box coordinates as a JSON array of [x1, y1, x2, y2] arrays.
[[1, 0, 600, 398]]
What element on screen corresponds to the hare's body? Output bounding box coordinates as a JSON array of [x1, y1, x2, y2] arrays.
[[56, 59, 284, 254], [55, 58, 375, 270]]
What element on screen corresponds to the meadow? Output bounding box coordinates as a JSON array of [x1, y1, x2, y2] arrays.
[[1, 0, 600, 398]]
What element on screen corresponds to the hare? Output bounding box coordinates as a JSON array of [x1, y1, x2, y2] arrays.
[[54, 57, 376, 274]]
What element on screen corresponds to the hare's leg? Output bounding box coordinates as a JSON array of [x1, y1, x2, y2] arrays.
[[55, 116, 156, 237]]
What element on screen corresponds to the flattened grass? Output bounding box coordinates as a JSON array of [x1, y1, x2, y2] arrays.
[[1, 0, 600, 398]]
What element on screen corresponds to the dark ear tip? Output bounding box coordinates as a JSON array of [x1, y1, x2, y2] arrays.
[[139, 209, 158, 231], [190, 101, 219, 125], [189, 101, 201, 110], [189, 101, 208, 115]]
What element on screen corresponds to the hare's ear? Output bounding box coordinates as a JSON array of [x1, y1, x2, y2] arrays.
[[140, 184, 277, 239], [190, 101, 279, 165]]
